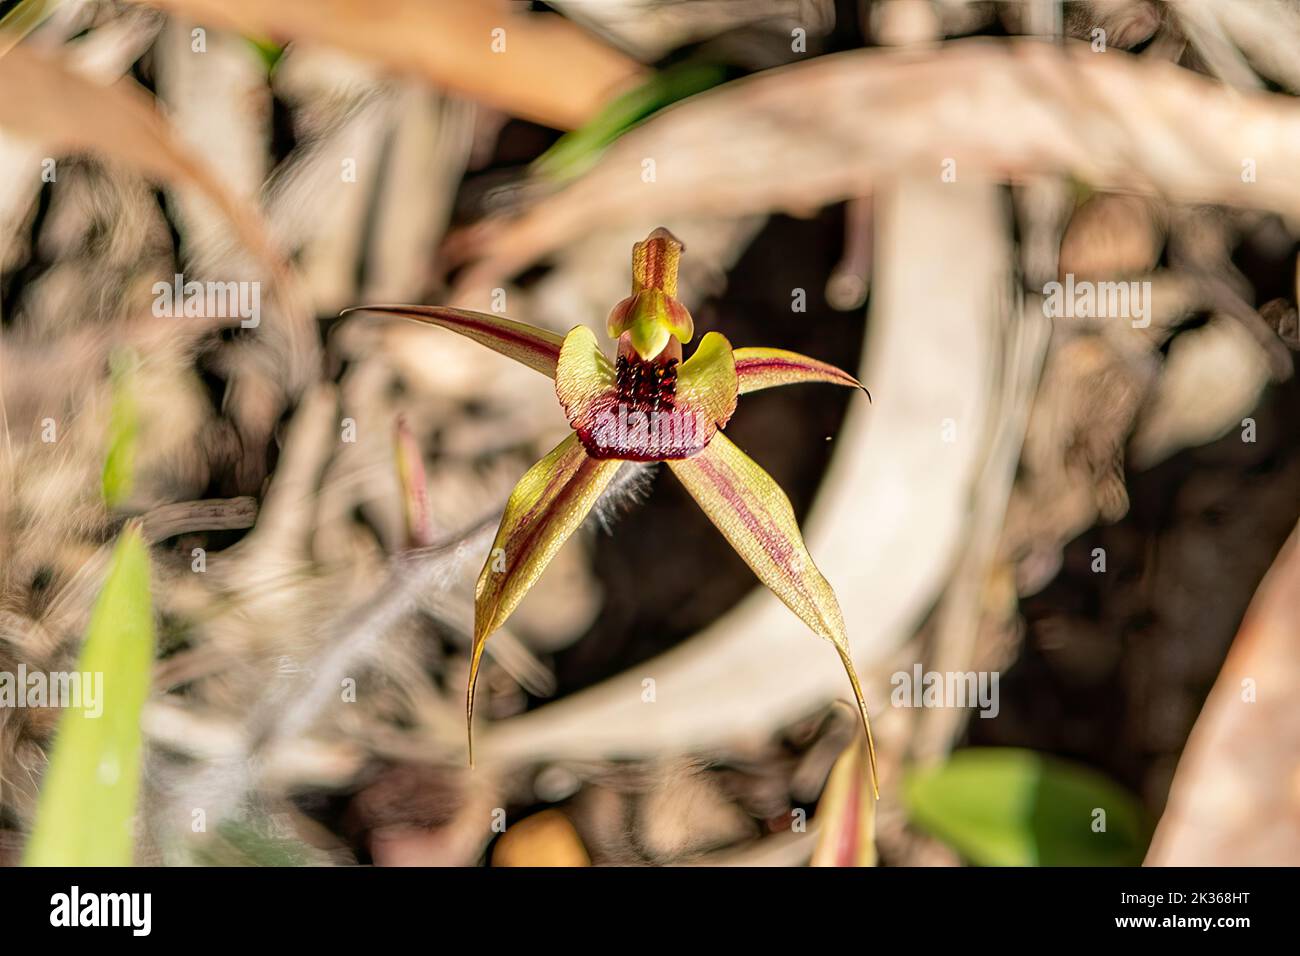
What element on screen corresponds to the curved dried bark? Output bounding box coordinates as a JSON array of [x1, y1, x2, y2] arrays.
[[450, 38, 1300, 293]]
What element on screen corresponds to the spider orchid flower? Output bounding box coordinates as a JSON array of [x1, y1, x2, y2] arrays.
[[346, 228, 878, 795]]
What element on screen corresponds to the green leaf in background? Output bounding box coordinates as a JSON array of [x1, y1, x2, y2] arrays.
[[192, 818, 315, 867], [101, 348, 139, 509], [902, 747, 1150, 866], [24, 524, 155, 866], [245, 35, 285, 73], [534, 62, 728, 182]]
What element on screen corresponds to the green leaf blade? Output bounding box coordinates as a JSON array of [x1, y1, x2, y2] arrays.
[[24, 525, 155, 866], [902, 748, 1150, 867], [533, 63, 728, 181]]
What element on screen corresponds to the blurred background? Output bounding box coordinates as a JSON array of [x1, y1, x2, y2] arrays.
[[0, 0, 1297, 867]]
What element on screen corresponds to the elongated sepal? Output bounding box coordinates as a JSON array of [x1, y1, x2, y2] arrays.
[[667, 433, 878, 796], [733, 346, 869, 399], [468, 432, 621, 763], [343, 304, 563, 378]]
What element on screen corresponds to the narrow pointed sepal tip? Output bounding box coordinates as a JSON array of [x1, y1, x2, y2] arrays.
[[835, 645, 880, 800], [466, 696, 476, 769], [466, 636, 487, 769], [731, 347, 866, 397], [667, 433, 879, 796], [866, 729, 880, 801]]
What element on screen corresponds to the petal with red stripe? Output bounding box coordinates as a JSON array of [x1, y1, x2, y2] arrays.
[[667, 432, 878, 794], [343, 305, 563, 378], [732, 346, 868, 398], [468, 432, 621, 761]]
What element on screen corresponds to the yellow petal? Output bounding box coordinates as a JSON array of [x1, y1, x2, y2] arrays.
[[675, 331, 739, 430], [667, 433, 878, 795], [554, 325, 629, 458], [469, 431, 621, 762], [555, 325, 617, 429]]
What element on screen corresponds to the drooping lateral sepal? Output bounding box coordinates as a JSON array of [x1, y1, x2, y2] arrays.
[[666, 432, 878, 795], [343, 305, 564, 378], [468, 431, 622, 762]]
